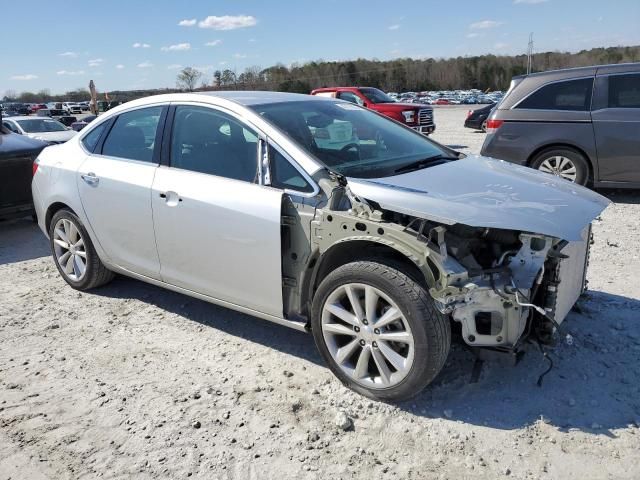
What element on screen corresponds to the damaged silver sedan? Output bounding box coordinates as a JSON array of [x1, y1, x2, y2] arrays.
[[32, 92, 609, 400]]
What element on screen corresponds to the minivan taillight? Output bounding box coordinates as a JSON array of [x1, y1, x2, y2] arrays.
[[486, 119, 504, 134]]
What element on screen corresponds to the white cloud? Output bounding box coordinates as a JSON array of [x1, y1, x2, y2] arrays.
[[466, 33, 481, 38], [248, 38, 257, 43], [178, 18, 197, 26], [194, 65, 214, 72], [58, 51, 78, 58], [514, 0, 549, 3], [137, 61, 153, 68], [470, 20, 504, 29], [132, 43, 151, 48], [198, 15, 257, 30], [167, 64, 183, 70], [233, 53, 247, 59], [161, 43, 191, 52], [10, 74, 38, 80], [219, 61, 227, 66], [57, 70, 85, 76], [388, 24, 400, 30], [205, 40, 222, 47], [116, 64, 125, 69], [494, 42, 509, 50], [88, 58, 104, 67]]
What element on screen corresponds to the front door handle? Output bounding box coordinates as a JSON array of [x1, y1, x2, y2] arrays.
[[81, 172, 99, 186]]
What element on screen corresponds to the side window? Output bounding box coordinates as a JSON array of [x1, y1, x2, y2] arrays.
[[517, 78, 594, 111], [608, 74, 640, 108], [101, 106, 162, 162], [3, 121, 19, 133], [81, 121, 108, 152], [337, 91, 364, 106], [269, 145, 314, 193], [170, 106, 259, 183]]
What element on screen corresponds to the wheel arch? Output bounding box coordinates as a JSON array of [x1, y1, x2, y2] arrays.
[[305, 239, 429, 315], [45, 202, 77, 233], [527, 143, 595, 182]]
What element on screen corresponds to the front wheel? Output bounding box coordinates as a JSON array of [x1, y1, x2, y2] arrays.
[[311, 261, 450, 401]]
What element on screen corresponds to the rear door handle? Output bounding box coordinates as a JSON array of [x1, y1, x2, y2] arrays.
[[81, 172, 99, 186]]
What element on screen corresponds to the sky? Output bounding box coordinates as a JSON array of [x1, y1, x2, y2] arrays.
[[2, 0, 639, 95]]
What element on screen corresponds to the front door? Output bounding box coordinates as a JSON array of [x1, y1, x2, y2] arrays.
[[77, 105, 165, 278], [151, 104, 284, 317], [592, 72, 640, 183]]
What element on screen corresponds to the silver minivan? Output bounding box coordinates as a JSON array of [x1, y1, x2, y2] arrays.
[[481, 62, 640, 187]]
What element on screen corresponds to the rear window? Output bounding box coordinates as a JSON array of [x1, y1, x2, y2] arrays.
[[608, 73, 640, 108], [516, 78, 594, 111]]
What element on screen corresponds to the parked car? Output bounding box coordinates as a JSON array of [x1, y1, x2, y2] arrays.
[[35, 109, 78, 127], [482, 62, 640, 187], [464, 103, 496, 132], [32, 92, 608, 400], [2, 116, 77, 144], [3, 103, 30, 115], [30, 103, 48, 113], [0, 119, 47, 219], [65, 103, 83, 114], [311, 87, 435, 135], [432, 99, 451, 105], [71, 115, 97, 132]]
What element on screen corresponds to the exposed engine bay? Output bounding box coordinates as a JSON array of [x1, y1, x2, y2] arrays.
[[282, 172, 591, 352]]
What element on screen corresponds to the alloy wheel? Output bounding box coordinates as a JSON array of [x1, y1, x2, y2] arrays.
[[53, 218, 87, 282], [321, 283, 415, 389], [537, 156, 578, 182]]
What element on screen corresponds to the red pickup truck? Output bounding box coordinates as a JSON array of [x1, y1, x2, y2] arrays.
[[310, 87, 435, 135]]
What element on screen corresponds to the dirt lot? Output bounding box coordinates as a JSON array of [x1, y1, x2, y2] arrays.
[[1, 106, 639, 480]]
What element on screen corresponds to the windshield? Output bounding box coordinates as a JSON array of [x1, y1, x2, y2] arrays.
[[252, 100, 450, 178], [17, 119, 67, 133], [359, 88, 396, 104]]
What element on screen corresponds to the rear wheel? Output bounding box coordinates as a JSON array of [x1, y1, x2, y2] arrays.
[[311, 261, 450, 401], [49, 209, 114, 290], [530, 148, 589, 185]]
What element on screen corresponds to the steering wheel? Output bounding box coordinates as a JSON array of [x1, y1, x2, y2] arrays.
[[340, 143, 360, 153]]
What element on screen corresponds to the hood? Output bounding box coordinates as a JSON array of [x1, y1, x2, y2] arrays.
[[25, 130, 77, 143], [0, 132, 47, 156], [347, 156, 610, 241], [375, 102, 430, 111]]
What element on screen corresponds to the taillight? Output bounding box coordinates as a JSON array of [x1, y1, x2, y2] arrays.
[[486, 119, 504, 134], [32, 158, 39, 176], [466, 110, 473, 118]]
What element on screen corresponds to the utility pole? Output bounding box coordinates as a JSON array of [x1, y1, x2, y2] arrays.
[[527, 32, 534, 74]]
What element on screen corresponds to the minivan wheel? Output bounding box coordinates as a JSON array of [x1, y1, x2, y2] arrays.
[[311, 261, 450, 402], [49, 209, 114, 290], [531, 148, 589, 185]]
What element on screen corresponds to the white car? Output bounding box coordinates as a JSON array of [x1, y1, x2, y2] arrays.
[[2, 116, 77, 144], [32, 92, 608, 400], [64, 103, 83, 114]]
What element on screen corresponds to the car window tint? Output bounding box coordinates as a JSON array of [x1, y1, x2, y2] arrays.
[[337, 92, 364, 106], [102, 106, 162, 162], [170, 106, 259, 183], [517, 78, 594, 111], [608, 74, 640, 108], [269, 145, 314, 193], [81, 122, 108, 152]]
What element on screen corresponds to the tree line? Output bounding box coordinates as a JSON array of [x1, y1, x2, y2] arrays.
[[4, 46, 639, 103]]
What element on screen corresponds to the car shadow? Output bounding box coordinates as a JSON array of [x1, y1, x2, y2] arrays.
[[597, 188, 640, 205], [92, 275, 640, 435], [0, 217, 50, 265]]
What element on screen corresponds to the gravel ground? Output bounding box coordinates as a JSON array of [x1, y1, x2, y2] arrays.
[[1, 106, 639, 480]]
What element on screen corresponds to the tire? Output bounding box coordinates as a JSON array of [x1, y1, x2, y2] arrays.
[[311, 261, 450, 402], [48, 209, 114, 290], [530, 147, 589, 186]]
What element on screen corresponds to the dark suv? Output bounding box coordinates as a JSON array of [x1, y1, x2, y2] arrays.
[[481, 62, 640, 187]]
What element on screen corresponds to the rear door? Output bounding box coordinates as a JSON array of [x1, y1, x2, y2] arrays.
[[592, 72, 640, 183], [77, 105, 167, 278]]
